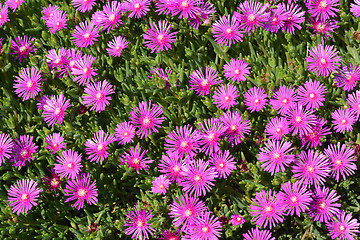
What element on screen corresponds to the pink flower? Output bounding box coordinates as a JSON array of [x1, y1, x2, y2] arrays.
[[72, 21, 100, 48], [172, 0, 200, 19], [120, 146, 154, 172], [270, 85, 297, 115], [297, 80, 327, 110], [45, 133, 65, 154], [309, 17, 339, 36], [198, 118, 226, 155], [72, 0, 96, 12], [45, 48, 68, 72], [334, 64, 360, 91], [306, 0, 340, 21], [331, 108, 356, 133], [6, 0, 24, 12], [265, 117, 290, 140], [326, 211, 360, 240], [223, 58, 251, 82], [143, 20, 178, 53], [97, 1, 123, 33], [185, 211, 222, 240], [125, 0, 151, 18], [231, 215, 245, 226], [7, 179, 42, 214], [107, 36, 128, 57], [115, 121, 136, 145], [285, 104, 316, 136], [263, 5, 286, 33], [243, 227, 275, 240], [42, 94, 72, 126], [155, 0, 177, 15], [189, 66, 222, 96], [158, 154, 186, 184], [10, 35, 37, 63], [244, 87, 268, 112], [0, 133, 13, 166], [300, 117, 331, 149], [209, 150, 236, 179], [219, 110, 251, 145], [351, 0, 360, 17], [213, 84, 240, 110], [281, 3, 305, 34], [54, 149, 83, 179], [10, 135, 38, 168], [151, 175, 170, 195], [188, 1, 215, 29], [85, 130, 115, 163], [41, 4, 60, 21], [46, 10, 67, 34], [83, 80, 114, 112], [14, 67, 42, 101], [234, 0, 266, 34], [0, 3, 10, 26], [212, 14, 244, 47], [124, 205, 155, 240], [71, 54, 98, 86], [347, 90, 360, 118], [41, 168, 61, 196]]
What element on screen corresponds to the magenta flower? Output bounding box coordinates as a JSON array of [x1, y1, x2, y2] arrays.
[[185, 211, 222, 240], [212, 14, 244, 47], [169, 193, 206, 230], [41, 168, 61, 196], [41, 4, 60, 21], [120, 146, 154, 172], [334, 64, 360, 91], [231, 215, 245, 226], [115, 121, 136, 145], [124, 205, 155, 240], [309, 18, 339, 36], [158, 154, 186, 184], [125, 0, 151, 18], [10, 135, 38, 168], [72, 0, 96, 12], [243, 228, 275, 240], [188, 1, 215, 29], [0, 3, 9, 26], [331, 108, 356, 133], [198, 118, 226, 155], [42, 94, 72, 126], [306, 0, 340, 21], [85, 130, 115, 163], [165, 125, 201, 159], [71, 54, 98, 86], [46, 11, 67, 34], [324, 143, 357, 181], [107, 36, 128, 57], [219, 110, 251, 145], [45, 133, 65, 154], [265, 117, 290, 140], [189, 66, 222, 96], [155, 0, 177, 15], [83, 80, 114, 112], [300, 117, 331, 149], [172, 0, 200, 19], [7, 179, 42, 215], [151, 175, 170, 195], [326, 211, 360, 240], [244, 87, 268, 112], [129, 101, 165, 139], [297, 80, 327, 110], [97, 1, 123, 33], [10, 35, 37, 62], [347, 90, 360, 118], [223, 58, 250, 82], [65, 48, 83, 74], [143, 20, 177, 53], [305, 42, 341, 77], [209, 150, 236, 179], [45, 48, 68, 72], [13, 67, 42, 101], [277, 181, 312, 217], [0, 133, 13, 166], [291, 150, 330, 185], [54, 149, 83, 179], [159, 230, 181, 240], [250, 189, 284, 229], [263, 5, 286, 33], [281, 3, 305, 34], [234, 0, 266, 34], [64, 173, 98, 210], [351, 0, 360, 17], [308, 185, 341, 223], [213, 84, 240, 110], [285, 104, 316, 136], [72, 21, 100, 48], [258, 140, 295, 175], [270, 86, 297, 115], [6, 0, 24, 12]]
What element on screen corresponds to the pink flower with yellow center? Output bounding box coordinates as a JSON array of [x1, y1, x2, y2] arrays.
[[85, 130, 115, 163], [151, 175, 170, 195], [45, 133, 65, 154], [120, 146, 154, 172], [115, 121, 136, 145], [14, 67, 42, 101], [54, 149, 83, 180], [124, 205, 155, 239]]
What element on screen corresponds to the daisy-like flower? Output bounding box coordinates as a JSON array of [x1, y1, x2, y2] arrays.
[[13, 67, 42, 101], [249, 189, 284, 229], [213, 84, 240, 110], [263, 5, 286, 33], [300, 117, 331, 149], [297, 79, 327, 110], [125, 0, 151, 18], [172, 0, 200, 19], [41, 168, 61, 196], [347, 90, 360, 118], [165, 125, 201, 159], [189, 66, 222, 96], [0, 3, 9, 26], [331, 108, 356, 133], [180, 159, 217, 197], [305, 42, 341, 77], [277, 181, 312, 217], [188, 1, 216, 29], [243, 228, 275, 240], [285, 104, 317, 136], [334, 64, 360, 91], [159, 230, 181, 240], [6, 0, 24, 12], [231, 215, 245, 226], [308, 185, 341, 223], [42, 94, 72, 126], [120, 146, 154, 172], [54, 149, 83, 179], [309, 18, 339, 36], [64, 173, 98, 210], [185, 211, 222, 240], [158, 154, 186, 184], [37, 95, 50, 111], [265, 117, 290, 140], [45, 48, 68, 71], [326, 211, 360, 240], [151, 175, 170, 195], [244, 87, 268, 112], [72, 21, 100, 48], [7, 179, 42, 215], [198, 118, 226, 155], [281, 3, 305, 34], [223, 58, 251, 82], [97, 1, 123, 33], [212, 14, 244, 47], [306, 0, 340, 21], [209, 150, 236, 179], [46, 11, 67, 34], [129, 101, 165, 139], [45, 133, 65, 154], [115, 121, 136, 145], [41, 4, 60, 21], [258, 140, 295, 175], [155, 0, 177, 15], [83, 80, 114, 112], [234, 0, 266, 34], [10, 135, 38, 168], [0, 133, 13, 166], [143, 20, 178, 53], [219, 110, 251, 145], [72, 0, 96, 12], [107, 36, 128, 57], [71, 55, 98, 86], [124, 205, 155, 240], [10, 35, 37, 62], [351, 0, 360, 17], [65, 48, 83, 74], [324, 143, 357, 181], [270, 86, 297, 115], [291, 150, 330, 185], [169, 193, 207, 230], [85, 130, 115, 163]]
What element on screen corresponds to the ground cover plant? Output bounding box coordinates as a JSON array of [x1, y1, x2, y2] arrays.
[[0, 0, 360, 239]]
